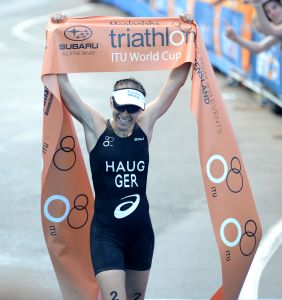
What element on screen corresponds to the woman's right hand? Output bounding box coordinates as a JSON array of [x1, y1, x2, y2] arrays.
[[225, 24, 238, 42], [50, 12, 67, 23]]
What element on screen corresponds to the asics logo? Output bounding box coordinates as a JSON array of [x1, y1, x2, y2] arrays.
[[114, 194, 140, 219]]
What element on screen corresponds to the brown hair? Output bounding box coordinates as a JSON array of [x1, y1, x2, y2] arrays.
[[113, 78, 146, 97]]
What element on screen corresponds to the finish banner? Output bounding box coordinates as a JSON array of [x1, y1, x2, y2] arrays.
[[41, 16, 262, 300]]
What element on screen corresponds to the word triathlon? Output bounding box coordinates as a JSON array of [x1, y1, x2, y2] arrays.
[[109, 27, 192, 48]]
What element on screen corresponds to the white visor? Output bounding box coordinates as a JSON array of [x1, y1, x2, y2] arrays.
[[112, 89, 146, 110]]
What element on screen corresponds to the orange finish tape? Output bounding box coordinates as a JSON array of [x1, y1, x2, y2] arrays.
[[41, 16, 262, 300]]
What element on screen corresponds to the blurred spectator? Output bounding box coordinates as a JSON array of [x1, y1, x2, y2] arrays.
[[225, 0, 281, 53], [252, 0, 282, 37], [225, 0, 282, 114]]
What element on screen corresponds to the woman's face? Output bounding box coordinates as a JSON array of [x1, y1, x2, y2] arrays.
[[264, 1, 282, 25], [111, 100, 141, 132]]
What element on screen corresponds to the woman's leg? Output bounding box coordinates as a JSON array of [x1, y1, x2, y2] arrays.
[[125, 269, 150, 300], [96, 270, 126, 300]]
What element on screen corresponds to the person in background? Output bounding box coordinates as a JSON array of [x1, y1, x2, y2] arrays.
[[225, 0, 282, 114], [252, 0, 282, 38], [225, 0, 282, 53]]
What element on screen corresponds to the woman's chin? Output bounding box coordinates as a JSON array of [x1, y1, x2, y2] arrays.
[[116, 117, 132, 128]]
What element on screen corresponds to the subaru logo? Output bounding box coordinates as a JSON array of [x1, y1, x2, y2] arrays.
[[64, 26, 92, 41]]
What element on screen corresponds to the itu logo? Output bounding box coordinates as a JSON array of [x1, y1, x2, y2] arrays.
[[64, 26, 92, 41]]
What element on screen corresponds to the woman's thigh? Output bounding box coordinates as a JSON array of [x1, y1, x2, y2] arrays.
[[125, 269, 150, 300]]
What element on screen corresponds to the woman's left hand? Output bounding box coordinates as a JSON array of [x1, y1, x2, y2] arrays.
[[179, 13, 194, 24]]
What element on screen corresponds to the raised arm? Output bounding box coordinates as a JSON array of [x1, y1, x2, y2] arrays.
[[51, 13, 105, 152], [58, 74, 105, 152], [141, 63, 191, 127], [149, 62, 191, 121], [225, 23, 279, 54], [213, 0, 225, 5], [138, 14, 192, 141], [139, 62, 191, 134]]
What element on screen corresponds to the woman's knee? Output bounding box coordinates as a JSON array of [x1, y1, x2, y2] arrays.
[[125, 270, 150, 300], [96, 270, 126, 300]]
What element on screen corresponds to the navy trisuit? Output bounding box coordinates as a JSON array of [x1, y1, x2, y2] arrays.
[[89, 120, 154, 275]]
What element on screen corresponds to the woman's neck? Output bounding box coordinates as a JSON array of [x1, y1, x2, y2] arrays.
[[110, 119, 134, 137]]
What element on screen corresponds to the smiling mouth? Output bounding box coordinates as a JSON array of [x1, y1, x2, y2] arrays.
[[117, 116, 132, 125]]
